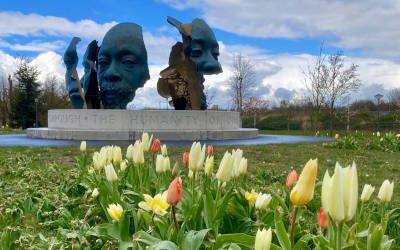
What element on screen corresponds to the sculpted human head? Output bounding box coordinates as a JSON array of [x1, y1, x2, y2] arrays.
[[98, 22, 150, 109]]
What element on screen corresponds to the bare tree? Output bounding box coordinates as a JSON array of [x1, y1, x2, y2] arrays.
[[389, 88, 400, 108], [229, 54, 256, 112], [204, 85, 216, 108], [243, 96, 269, 127]]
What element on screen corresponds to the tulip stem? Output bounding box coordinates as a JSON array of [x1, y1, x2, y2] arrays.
[[171, 206, 179, 230], [289, 206, 299, 246], [336, 222, 343, 250]]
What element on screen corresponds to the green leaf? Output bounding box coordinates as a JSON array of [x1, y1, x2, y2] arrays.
[[293, 233, 312, 250], [367, 224, 383, 250], [118, 241, 134, 250], [214, 233, 255, 249], [203, 189, 216, 230], [148, 241, 178, 250], [133, 231, 161, 245], [119, 211, 131, 241], [270, 190, 289, 213], [274, 211, 291, 250], [182, 229, 210, 250]]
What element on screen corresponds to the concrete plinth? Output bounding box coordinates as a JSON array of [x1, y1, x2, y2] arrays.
[[27, 109, 258, 141]]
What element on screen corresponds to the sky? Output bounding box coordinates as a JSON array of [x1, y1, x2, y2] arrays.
[[0, 0, 399, 109]]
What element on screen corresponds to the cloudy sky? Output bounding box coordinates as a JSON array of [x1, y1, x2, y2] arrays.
[[0, 0, 399, 109]]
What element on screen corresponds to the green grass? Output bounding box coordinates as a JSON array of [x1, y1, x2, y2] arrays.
[[0, 127, 26, 134], [0, 142, 399, 247]]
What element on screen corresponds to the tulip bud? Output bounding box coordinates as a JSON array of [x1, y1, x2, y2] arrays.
[[255, 228, 272, 250], [167, 177, 183, 206], [142, 132, 153, 152], [205, 156, 214, 177], [91, 188, 99, 198], [132, 140, 144, 165], [290, 159, 318, 206], [238, 157, 247, 175], [107, 203, 123, 222], [207, 145, 214, 155], [172, 162, 180, 175], [216, 151, 234, 183], [151, 139, 161, 154], [104, 163, 118, 182], [126, 144, 133, 160], [189, 142, 206, 172], [255, 193, 272, 211], [112, 146, 122, 166], [120, 159, 128, 172], [318, 207, 329, 230], [231, 149, 244, 178], [80, 141, 86, 152], [378, 180, 394, 202], [245, 189, 258, 206], [360, 184, 375, 202], [182, 151, 189, 166], [286, 170, 298, 189], [161, 144, 168, 156], [92, 152, 101, 170]]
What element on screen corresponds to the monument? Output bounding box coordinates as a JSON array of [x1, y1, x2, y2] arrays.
[[27, 19, 257, 141]]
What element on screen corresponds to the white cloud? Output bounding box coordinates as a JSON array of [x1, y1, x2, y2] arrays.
[[161, 0, 400, 60]]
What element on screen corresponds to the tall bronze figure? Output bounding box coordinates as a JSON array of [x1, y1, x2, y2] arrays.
[[157, 17, 222, 110]]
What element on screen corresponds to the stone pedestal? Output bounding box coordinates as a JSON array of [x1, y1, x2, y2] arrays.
[[27, 109, 258, 141]]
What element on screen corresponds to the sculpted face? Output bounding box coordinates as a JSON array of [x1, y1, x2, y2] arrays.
[[98, 23, 150, 109], [185, 18, 222, 75]]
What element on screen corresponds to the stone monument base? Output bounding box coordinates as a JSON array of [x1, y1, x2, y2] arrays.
[[27, 109, 258, 141]]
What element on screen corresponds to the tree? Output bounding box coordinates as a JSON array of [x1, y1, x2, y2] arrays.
[[229, 54, 256, 112], [9, 60, 40, 128], [389, 88, 400, 109], [243, 96, 268, 128], [303, 46, 361, 134]]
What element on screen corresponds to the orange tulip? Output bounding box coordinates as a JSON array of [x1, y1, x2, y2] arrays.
[[182, 152, 189, 166], [286, 170, 298, 189], [167, 177, 183, 206], [318, 207, 329, 230], [207, 145, 214, 155], [151, 139, 161, 154]]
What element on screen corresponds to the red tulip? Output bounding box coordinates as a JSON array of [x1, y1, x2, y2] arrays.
[[182, 152, 189, 166], [207, 145, 214, 155], [318, 207, 329, 230], [286, 170, 298, 189], [167, 177, 183, 206], [151, 139, 161, 154]]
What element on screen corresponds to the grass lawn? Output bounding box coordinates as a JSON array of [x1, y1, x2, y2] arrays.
[[0, 141, 399, 247], [0, 127, 26, 135]]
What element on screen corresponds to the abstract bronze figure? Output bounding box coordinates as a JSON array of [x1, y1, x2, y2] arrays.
[[63, 23, 150, 109], [157, 17, 222, 110]]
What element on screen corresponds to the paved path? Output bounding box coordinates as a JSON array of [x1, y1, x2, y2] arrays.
[[0, 134, 333, 147]]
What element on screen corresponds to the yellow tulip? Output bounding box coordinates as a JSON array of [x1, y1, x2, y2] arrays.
[[255, 228, 272, 250], [205, 155, 214, 177], [138, 191, 169, 216], [378, 180, 394, 202], [107, 203, 123, 222], [80, 141, 86, 152], [189, 142, 206, 172], [104, 163, 118, 182], [216, 151, 234, 184], [360, 184, 375, 202], [321, 162, 358, 222], [132, 140, 144, 165], [290, 159, 318, 206], [245, 189, 258, 206]]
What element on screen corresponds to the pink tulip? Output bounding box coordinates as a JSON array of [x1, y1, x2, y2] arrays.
[[167, 177, 183, 206]]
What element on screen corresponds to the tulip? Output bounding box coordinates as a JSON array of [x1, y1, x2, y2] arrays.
[[132, 140, 144, 165], [204, 155, 214, 177], [188, 170, 194, 179], [142, 132, 153, 152], [318, 207, 329, 230], [92, 152, 102, 170], [255, 228, 272, 250], [80, 141, 86, 152], [107, 203, 123, 222], [360, 184, 375, 202], [255, 193, 272, 211], [112, 146, 122, 166], [376, 131, 380, 137], [216, 151, 234, 183], [120, 159, 128, 172], [207, 145, 213, 155], [188, 142, 206, 172], [321, 162, 358, 222], [245, 189, 258, 206], [378, 180, 394, 202], [151, 139, 161, 154], [156, 154, 171, 173], [335, 134, 340, 140], [167, 177, 183, 205], [238, 157, 247, 176], [104, 163, 118, 182], [182, 151, 189, 166], [126, 144, 133, 160], [286, 170, 298, 189], [231, 149, 243, 177], [91, 188, 99, 198], [290, 159, 318, 206], [138, 191, 169, 216], [161, 144, 168, 156]]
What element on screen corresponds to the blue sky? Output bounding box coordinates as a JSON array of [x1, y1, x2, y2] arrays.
[[0, 0, 399, 108]]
